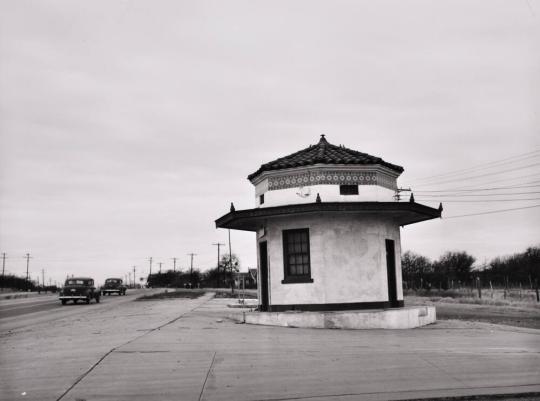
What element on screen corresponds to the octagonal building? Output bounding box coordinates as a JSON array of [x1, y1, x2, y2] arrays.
[[216, 135, 441, 315]]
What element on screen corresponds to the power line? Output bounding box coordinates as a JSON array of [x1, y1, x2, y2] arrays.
[[415, 183, 540, 193], [444, 204, 540, 219], [419, 175, 540, 192], [436, 174, 540, 190], [416, 197, 540, 203], [413, 162, 540, 187], [409, 150, 540, 183], [414, 171, 540, 189], [417, 191, 540, 198]]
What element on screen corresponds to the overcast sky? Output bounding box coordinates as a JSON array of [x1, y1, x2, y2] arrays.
[[1, 0, 539, 286]]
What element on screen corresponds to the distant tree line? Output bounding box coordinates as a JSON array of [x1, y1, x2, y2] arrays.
[[402, 246, 540, 291], [0, 274, 36, 291], [0, 274, 57, 292], [146, 253, 254, 289]]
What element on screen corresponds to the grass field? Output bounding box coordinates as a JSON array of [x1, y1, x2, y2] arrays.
[[406, 289, 540, 329]]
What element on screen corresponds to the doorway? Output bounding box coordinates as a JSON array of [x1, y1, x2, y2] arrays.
[[259, 241, 269, 311], [385, 239, 399, 308]]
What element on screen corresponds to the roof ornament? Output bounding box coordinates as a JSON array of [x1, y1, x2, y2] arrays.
[[316, 193, 321, 203], [230, 202, 235, 212], [409, 193, 415, 203], [438, 203, 443, 215], [319, 134, 328, 144]]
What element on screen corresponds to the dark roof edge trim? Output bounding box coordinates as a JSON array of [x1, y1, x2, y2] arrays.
[[215, 202, 441, 229]]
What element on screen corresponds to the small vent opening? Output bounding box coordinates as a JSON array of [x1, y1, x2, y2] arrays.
[[339, 185, 359, 195]]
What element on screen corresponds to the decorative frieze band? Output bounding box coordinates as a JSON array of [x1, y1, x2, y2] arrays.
[[267, 170, 397, 191]]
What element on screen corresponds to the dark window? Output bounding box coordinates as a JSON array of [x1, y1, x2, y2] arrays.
[[259, 194, 264, 204], [340, 184, 359, 195], [282, 228, 313, 284]]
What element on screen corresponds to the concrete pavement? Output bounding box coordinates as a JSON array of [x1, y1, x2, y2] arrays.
[[1, 293, 539, 400]]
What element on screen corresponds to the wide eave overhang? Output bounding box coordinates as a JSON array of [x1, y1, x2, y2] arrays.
[[216, 202, 441, 231]]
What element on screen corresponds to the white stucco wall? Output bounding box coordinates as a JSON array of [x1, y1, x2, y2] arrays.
[[257, 213, 403, 307], [255, 184, 396, 207]]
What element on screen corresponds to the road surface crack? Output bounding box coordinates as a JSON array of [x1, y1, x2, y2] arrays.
[[198, 351, 217, 401], [56, 293, 214, 401]]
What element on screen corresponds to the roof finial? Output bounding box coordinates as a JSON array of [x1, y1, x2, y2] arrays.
[[230, 202, 235, 212], [319, 134, 328, 143]]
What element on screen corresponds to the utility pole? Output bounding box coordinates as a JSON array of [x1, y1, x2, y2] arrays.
[[172, 257, 177, 272], [158, 262, 163, 273], [133, 266, 136, 288], [42, 269, 45, 292], [212, 243, 225, 288], [1, 253, 5, 289], [25, 253, 31, 291], [228, 229, 234, 294], [187, 253, 196, 288], [148, 257, 153, 287]]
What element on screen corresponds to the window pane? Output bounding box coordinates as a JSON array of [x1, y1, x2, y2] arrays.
[[283, 228, 311, 280], [289, 242, 296, 252], [290, 264, 297, 275], [300, 264, 307, 275]]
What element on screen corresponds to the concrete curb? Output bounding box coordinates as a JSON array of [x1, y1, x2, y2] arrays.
[[235, 305, 437, 329]]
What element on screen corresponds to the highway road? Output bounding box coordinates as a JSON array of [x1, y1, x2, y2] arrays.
[[0, 289, 149, 332], [0, 294, 72, 318]]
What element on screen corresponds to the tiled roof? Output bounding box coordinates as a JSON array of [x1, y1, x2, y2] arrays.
[[248, 135, 404, 181]]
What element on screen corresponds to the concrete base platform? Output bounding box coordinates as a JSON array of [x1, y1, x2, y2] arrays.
[[237, 305, 436, 329]]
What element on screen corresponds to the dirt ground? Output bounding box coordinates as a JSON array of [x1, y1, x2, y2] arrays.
[[406, 296, 540, 329]]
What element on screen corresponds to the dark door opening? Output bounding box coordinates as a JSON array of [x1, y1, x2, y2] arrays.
[[385, 239, 399, 308], [259, 241, 269, 311]]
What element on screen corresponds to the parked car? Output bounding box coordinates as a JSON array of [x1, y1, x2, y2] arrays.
[[101, 278, 127, 296], [59, 277, 100, 305]]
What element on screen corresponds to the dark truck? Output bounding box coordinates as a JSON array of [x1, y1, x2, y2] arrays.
[[59, 277, 100, 305], [101, 278, 127, 296]]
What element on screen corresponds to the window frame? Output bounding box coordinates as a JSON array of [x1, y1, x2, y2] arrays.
[[281, 228, 313, 284]]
